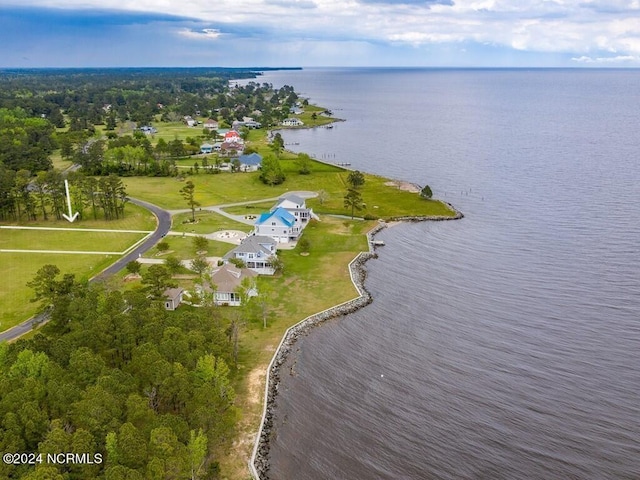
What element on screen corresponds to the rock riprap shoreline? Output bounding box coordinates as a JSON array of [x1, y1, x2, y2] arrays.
[[250, 212, 462, 479]]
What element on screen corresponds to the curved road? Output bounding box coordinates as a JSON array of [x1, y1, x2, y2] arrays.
[[0, 198, 171, 343]]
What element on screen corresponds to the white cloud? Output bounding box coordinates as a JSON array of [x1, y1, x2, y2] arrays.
[[571, 54, 640, 63], [176, 28, 222, 40], [8, 0, 640, 65]]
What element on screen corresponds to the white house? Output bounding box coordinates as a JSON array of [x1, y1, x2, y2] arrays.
[[281, 118, 304, 127], [253, 207, 298, 243], [272, 194, 314, 226], [238, 153, 262, 172], [223, 235, 277, 275]]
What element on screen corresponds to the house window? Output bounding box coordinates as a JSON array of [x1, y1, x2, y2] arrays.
[[248, 253, 254, 259]]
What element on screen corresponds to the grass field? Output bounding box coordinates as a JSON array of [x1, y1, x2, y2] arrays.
[[0, 203, 157, 333], [0, 252, 118, 333], [170, 211, 251, 234], [143, 235, 235, 260], [125, 157, 454, 221], [0, 229, 148, 253]]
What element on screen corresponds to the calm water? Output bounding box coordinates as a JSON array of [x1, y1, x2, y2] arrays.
[[256, 69, 640, 479]]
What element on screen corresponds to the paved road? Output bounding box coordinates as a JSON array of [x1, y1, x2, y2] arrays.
[[0, 197, 171, 343]]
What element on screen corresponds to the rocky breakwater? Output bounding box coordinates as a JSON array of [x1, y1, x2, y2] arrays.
[[250, 224, 385, 479], [249, 213, 460, 479]]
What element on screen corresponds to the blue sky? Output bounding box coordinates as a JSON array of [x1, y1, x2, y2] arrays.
[[1, 1, 639, 67]]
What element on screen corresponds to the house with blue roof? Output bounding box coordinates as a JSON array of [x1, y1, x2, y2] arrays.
[[238, 153, 263, 172], [253, 207, 299, 243]]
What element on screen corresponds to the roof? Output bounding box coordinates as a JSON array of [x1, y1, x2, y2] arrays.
[[163, 287, 184, 301], [255, 207, 296, 227], [210, 264, 257, 293], [276, 194, 305, 208], [223, 235, 276, 259], [238, 153, 263, 166]]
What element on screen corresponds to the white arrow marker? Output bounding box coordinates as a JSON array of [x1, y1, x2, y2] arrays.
[[62, 179, 79, 222]]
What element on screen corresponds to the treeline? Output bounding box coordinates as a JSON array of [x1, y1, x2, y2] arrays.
[[0, 108, 57, 173], [0, 68, 303, 137], [0, 269, 237, 479], [0, 168, 127, 222]]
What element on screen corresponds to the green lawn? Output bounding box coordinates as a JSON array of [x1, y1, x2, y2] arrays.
[[0, 203, 157, 333], [0, 253, 118, 333], [143, 235, 235, 260], [0, 229, 147, 253], [170, 211, 250, 234], [125, 157, 455, 221]]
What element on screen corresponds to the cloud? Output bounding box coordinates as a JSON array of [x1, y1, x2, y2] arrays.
[[357, 0, 453, 5], [571, 54, 640, 63], [264, 0, 318, 9], [2, 0, 640, 66], [176, 28, 223, 40]]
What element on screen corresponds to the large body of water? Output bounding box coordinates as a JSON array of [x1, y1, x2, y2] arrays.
[[255, 69, 640, 479]]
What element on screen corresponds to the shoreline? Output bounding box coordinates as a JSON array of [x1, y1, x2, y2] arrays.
[[248, 206, 463, 479]]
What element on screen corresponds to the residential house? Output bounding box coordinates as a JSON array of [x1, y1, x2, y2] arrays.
[[204, 118, 219, 130], [223, 235, 277, 275], [200, 143, 213, 154], [238, 153, 262, 172], [281, 118, 304, 127], [184, 116, 197, 127], [139, 125, 157, 135], [272, 194, 314, 226], [206, 264, 258, 306], [163, 287, 184, 311], [220, 141, 244, 156], [253, 207, 299, 243]]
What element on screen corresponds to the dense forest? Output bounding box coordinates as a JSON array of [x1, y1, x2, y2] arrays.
[[0, 267, 238, 479]]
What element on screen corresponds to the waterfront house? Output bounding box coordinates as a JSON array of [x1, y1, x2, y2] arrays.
[[205, 264, 258, 306], [253, 207, 298, 243], [223, 235, 277, 275], [272, 194, 314, 226], [281, 118, 304, 127], [163, 287, 184, 311]]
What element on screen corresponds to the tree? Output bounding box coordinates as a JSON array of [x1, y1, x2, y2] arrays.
[[347, 170, 365, 190], [180, 180, 200, 222], [297, 237, 310, 253], [344, 188, 364, 219], [296, 153, 312, 175], [188, 429, 208, 480], [259, 155, 285, 186], [142, 265, 176, 298], [164, 255, 183, 275], [190, 256, 209, 276], [26, 264, 76, 307], [270, 132, 284, 156], [192, 235, 209, 253], [126, 260, 142, 275], [156, 241, 170, 255], [317, 189, 329, 205], [420, 184, 433, 199]]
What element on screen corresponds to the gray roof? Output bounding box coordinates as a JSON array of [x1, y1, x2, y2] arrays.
[[210, 264, 257, 293], [275, 194, 306, 208], [223, 235, 276, 260]]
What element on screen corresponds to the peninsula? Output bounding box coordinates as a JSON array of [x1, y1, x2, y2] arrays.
[[0, 69, 460, 480]]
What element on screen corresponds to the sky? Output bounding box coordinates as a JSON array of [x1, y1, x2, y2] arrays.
[[1, 0, 640, 68]]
